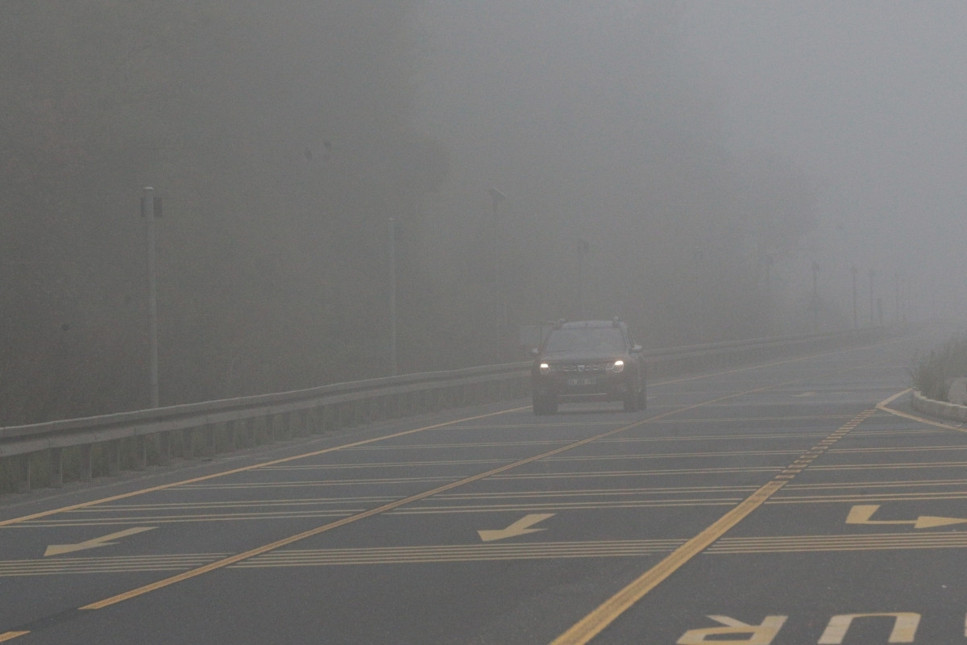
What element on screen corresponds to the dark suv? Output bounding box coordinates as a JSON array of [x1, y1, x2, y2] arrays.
[[531, 319, 646, 415]]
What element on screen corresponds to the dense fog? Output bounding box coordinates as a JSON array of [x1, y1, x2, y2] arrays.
[[2, 2, 964, 423]]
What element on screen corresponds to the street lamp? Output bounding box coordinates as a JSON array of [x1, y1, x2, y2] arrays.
[[894, 272, 901, 326], [811, 261, 820, 332], [388, 217, 398, 376], [577, 238, 590, 319], [488, 187, 505, 358], [850, 265, 858, 329], [868, 269, 876, 326], [141, 186, 161, 408]]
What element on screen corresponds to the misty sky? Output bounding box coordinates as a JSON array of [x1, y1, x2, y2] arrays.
[[682, 1, 967, 320], [413, 1, 967, 322]]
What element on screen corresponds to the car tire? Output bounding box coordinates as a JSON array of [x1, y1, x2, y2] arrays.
[[623, 387, 639, 412], [638, 381, 647, 410], [532, 393, 544, 415], [533, 394, 557, 415], [533, 393, 557, 415], [548, 395, 558, 414]]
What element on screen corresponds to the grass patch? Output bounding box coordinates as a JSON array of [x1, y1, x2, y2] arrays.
[[910, 333, 967, 401]]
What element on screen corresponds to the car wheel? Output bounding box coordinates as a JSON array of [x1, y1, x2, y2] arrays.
[[533, 393, 557, 415], [546, 395, 558, 414], [638, 381, 647, 409], [623, 387, 638, 412], [532, 393, 545, 415]]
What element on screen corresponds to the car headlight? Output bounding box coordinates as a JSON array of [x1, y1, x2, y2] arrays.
[[539, 362, 550, 375], [608, 359, 625, 374]]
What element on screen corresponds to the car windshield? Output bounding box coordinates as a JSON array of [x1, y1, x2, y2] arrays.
[[543, 327, 626, 353]]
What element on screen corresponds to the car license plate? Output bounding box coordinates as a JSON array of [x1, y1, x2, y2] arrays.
[[568, 377, 596, 386]]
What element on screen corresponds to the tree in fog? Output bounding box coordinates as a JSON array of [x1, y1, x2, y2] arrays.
[[0, 1, 444, 422], [413, 2, 817, 352]]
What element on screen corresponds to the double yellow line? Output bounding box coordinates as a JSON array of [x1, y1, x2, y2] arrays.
[[550, 407, 878, 644], [78, 384, 775, 611]]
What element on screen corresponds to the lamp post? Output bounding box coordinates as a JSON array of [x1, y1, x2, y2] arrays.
[[142, 186, 160, 408], [577, 238, 590, 319], [488, 187, 505, 358], [851, 265, 858, 329], [868, 269, 875, 326], [894, 272, 901, 326], [388, 217, 398, 376], [811, 261, 820, 332]]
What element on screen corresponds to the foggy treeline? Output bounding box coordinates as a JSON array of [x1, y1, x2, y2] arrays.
[[1, 2, 819, 425]]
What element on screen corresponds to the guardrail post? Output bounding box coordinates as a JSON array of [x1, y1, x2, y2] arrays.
[[306, 407, 321, 434], [206, 423, 218, 458], [183, 428, 194, 459], [158, 432, 171, 466], [107, 440, 121, 476], [227, 419, 239, 451], [134, 436, 146, 470], [290, 411, 304, 437], [11, 454, 30, 493], [251, 416, 266, 445], [79, 445, 93, 481], [337, 402, 349, 429], [50, 448, 64, 487], [351, 401, 362, 427]]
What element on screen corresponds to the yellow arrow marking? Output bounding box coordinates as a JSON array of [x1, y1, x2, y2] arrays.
[[846, 505, 967, 530], [0, 633, 30, 642], [478, 513, 555, 542], [44, 527, 156, 557]]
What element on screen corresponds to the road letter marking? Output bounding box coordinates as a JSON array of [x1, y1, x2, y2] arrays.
[[818, 612, 919, 644], [677, 615, 786, 644]]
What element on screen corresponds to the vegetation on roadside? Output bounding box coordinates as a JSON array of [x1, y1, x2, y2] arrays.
[[910, 334, 967, 401]]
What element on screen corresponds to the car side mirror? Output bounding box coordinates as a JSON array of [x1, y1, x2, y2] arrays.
[[530, 347, 540, 356], [631, 344, 643, 353]]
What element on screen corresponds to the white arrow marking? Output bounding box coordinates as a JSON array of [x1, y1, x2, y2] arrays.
[[44, 527, 156, 557], [478, 513, 555, 542], [846, 505, 967, 530]]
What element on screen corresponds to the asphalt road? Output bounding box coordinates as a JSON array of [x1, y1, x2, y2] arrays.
[[2, 327, 966, 644]]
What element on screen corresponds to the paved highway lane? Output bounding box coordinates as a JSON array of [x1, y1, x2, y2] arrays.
[[2, 329, 965, 643]]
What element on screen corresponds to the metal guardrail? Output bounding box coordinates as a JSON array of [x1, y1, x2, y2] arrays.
[[0, 327, 888, 495]]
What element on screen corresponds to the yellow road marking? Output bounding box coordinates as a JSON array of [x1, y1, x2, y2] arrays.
[[11, 527, 967, 579], [81, 383, 784, 610], [550, 408, 876, 645], [45, 526, 156, 557], [0, 339, 875, 531], [845, 504, 967, 529], [0, 408, 524, 529], [877, 387, 967, 433], [709, 532, 967, 553], [0, 554, 228, 577], [477, 513, 556, 542], [0, 634, 29, 642]]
